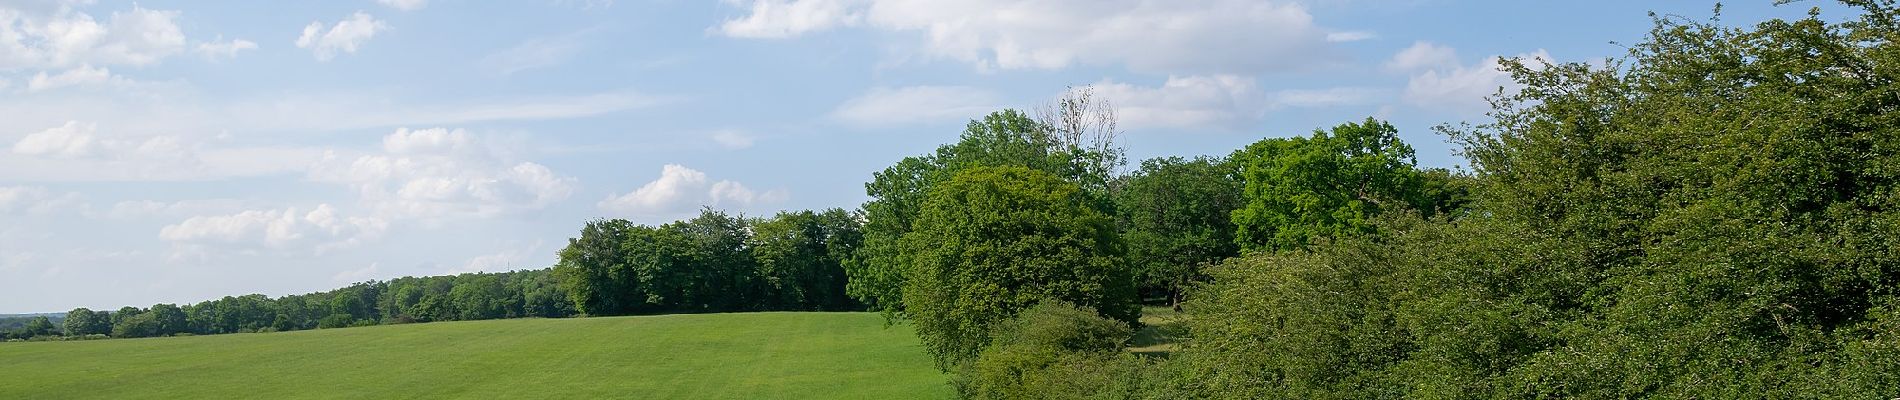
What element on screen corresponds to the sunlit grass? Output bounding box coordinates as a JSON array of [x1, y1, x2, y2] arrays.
[[0, 312, 953, 399]]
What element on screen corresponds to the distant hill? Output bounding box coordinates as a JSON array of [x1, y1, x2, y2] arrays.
[[0, 312, 953, 399]]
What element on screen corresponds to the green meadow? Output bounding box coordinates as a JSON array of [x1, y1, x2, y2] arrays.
[[0, 312, 953, 399]]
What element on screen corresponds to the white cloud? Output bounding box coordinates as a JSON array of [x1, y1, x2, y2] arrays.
[[716, 0, 862, 39], [709, 180, 786, 205], [24, 64, 123, 92], [158, 204, 389, 254], [1089, 77, 1387, 131], [711, 129, 755, 149], [295, 11, 388, 61], [1269, 87, 1386, 108], [378, 0, 429, 11], [333, 262, 383, 283], [717, 0, 1336, 73], [1093, 75, 1266, 130], [1325, 31, 1375, 42], [308, 127, 579, 220], [830, 85, 1000, 126], [0, 3, 187, 69], [195, 36, 258, 60], [0, 186, 83, 215], [12, 120, 100, 157], [4, 120, 304, 182], [456, 240, 545, 274], [1402, 47, 1553, 113], [1386, 41, 1458, 72], [599, 164, 786, 219]]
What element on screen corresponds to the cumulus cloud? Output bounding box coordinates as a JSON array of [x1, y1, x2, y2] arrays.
[[295, 11, 388, 61], [1386, 41, 1459, 72], [158, 204, 388, 254], [1088, 77, 1387, 131], [24, 64, 127, 92], [716, 0, 862, 39], [7, 120, 222, 177], [598, 164, 786, 219], [1093, 75, 1267, 130], [830, 85, 1000, 126], [1397, 44, 1553, 113], [308, 127, 578, 220], [0, 3, 187, 69], [716, 0, 1337, 73], [12, 120, 101, 157], [378, 0, 429, 11], [195, 36, 258, 60]]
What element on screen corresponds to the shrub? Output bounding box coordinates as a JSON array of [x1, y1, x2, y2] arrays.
[[958, 300, 1148, 400]]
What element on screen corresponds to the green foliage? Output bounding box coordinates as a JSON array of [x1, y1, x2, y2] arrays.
[[750, 209, 863, 310], [1114, 156, 1242, 306], [903, 166, 1135, 369], [1169, 4, 1900, 398], [850, 109, 1123, 314], [1230, 117, 1442, 252], [19, 316, 58, 338], [554, 218, 639, 315], [960, 301, 1145, 400], [111, 312, 162, 338], [62, 308, 109, 336], [553, 208, 865, 316]]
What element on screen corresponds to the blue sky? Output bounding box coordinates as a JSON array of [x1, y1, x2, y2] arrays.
[[0, 0, 1853, 312]]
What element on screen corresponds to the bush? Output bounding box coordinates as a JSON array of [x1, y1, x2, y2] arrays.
[[958, 300, 1148, 400]]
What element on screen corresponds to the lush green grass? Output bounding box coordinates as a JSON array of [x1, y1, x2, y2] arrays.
[[0, 312, 954, 399]]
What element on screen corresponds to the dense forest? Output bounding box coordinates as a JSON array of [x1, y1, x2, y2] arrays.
[[10, 3, 1900, 398]]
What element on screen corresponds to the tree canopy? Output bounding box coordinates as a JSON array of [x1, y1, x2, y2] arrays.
[[902, 166, 1136, 369]]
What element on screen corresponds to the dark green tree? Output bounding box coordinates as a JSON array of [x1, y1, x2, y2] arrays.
[[751, 209, 862, 310], [63, 308, 110, 336], [554, 219, 640, 315], [852, 105, 1122, 315], [1114, 156, 1243, 308], [903, 166, 1135, 369], [148, 303, 187, 336], [20, 315, 58, 338]]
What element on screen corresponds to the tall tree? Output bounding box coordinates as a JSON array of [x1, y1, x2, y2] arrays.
[[553, 219, 640, 315], [1230, 117, 1432, 252], [751, 209, 862, 310], [148, 304, 187, 336], [851, 104, 1122, 314], [903, 166, 1135, 369], [1114, 156, 1243, 308]]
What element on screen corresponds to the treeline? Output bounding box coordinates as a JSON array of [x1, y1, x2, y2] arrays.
[[13, 269, 573, 341], [12, 204, 866, 342], [554, 208, 862, 315]]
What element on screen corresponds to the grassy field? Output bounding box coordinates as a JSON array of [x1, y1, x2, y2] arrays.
[[0, 312, 954, 399]]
